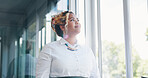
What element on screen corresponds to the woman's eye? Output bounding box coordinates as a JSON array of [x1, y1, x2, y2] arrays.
[[70, 18, 79, 22], [70, 19, 74, 21]]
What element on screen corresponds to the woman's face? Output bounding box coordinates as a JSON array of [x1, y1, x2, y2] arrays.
[[66, 13, 81, 36]]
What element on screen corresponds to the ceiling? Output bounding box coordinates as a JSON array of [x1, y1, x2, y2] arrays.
[[0, 0, 33, 11], [0, 0, 34, 27], [0, 0, 35, 38], [0, 0, 59, 37]]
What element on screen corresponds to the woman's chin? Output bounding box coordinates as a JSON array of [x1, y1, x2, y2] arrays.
[[76, 30, 81, 35]]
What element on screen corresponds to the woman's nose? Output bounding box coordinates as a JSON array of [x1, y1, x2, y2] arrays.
[[75, 20, 79, 24]]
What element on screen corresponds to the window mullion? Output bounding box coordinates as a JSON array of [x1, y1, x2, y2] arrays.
[[97, 0, 102, 77], [123, 0, 133, 78]]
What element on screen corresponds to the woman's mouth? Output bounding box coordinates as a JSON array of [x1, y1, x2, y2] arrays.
[[75, 25, 80, 28]]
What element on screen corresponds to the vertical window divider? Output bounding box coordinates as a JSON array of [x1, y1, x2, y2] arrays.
[[36, 12, 40, 58], [75, 0, 78, 15], [90, 0, 97, 56], [97, 0, 102, 77], [84, 0, 86, 39], [123, 0, 133, 78]]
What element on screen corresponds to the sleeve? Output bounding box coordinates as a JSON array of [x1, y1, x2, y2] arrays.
[[36, 45, 52, 78], [89, 48, 101, 78]]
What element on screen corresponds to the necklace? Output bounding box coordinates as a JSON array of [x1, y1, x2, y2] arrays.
[[65, 43, 78, 51]]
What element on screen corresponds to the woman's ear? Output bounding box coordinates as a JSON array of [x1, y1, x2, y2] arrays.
[[60, 25, 65, 31]]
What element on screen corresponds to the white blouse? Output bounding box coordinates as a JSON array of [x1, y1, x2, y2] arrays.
[[36, 38, 100, 78]]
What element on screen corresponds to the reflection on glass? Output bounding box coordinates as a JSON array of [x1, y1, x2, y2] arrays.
[[131, 0, 148, 77], [18, 34, 26, 78], [26, 22, 37, 78], [101, 0, 126, 78]]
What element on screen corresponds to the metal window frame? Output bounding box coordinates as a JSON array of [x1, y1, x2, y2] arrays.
[[35, 12, 40, 58], [123, 0, 133, 78], [90, 0, 98, 56], [97, 0, 102, 77]]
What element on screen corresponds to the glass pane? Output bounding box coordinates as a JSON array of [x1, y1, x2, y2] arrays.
[[18, 32, 26, 78], [26, 22, 37, 78], [131, 0, 148, 77], [100, 0, 126, 78], [77, 0, 85, 45]]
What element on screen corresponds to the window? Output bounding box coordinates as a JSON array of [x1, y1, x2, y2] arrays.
[[26, 22, 37, 77], [131, 0, 148, 77], [100, 0, 126, 77], [18, 35, 26, 78]]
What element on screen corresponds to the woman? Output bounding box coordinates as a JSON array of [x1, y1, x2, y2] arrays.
[[36, 11, 100, 78]]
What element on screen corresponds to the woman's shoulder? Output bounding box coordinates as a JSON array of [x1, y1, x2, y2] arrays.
[[45, 40, 59, 47], [41, 41, 59, 53]]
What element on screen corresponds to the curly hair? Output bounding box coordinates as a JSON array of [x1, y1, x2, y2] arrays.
[[51, 11, 74, 37]]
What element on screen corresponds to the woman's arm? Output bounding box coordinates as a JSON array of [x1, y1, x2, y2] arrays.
[[36, 45, 52, 78]]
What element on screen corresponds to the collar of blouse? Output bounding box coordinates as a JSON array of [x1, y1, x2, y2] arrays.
[[59, 38, 79, 51]]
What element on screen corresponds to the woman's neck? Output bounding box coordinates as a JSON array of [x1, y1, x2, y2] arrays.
[[64, 35, 77, 45]]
